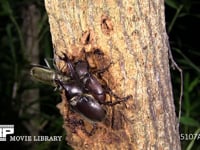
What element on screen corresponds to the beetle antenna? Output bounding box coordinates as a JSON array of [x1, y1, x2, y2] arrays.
[[44, 58, 51, 68]]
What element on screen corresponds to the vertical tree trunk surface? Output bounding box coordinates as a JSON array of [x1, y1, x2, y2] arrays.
[[45, 0, 181, 149]]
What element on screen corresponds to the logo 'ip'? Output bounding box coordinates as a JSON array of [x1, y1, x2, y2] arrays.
[[0, 125, 14, 141]]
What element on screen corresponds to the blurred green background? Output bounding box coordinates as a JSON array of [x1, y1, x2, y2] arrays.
[[0, 0, 199, 149]]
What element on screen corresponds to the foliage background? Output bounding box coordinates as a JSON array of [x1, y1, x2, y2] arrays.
[[0, 0, 199, 149]]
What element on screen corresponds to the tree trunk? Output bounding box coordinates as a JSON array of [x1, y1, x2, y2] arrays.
[[21, 4, 41, 149], [44, 0, 181, 149], [21, 3, 40, 138]]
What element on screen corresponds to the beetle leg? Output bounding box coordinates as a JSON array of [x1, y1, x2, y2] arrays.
[[44, 58, 51, 68], [67, 115, 98, 136], [103, 86, 132, 106], [103, 95, 132, 106], [92, 61, 113, 74]]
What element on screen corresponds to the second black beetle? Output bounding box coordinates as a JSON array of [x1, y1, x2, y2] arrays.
[[56, 80, 106, 122], [55, 79, 106, 122]]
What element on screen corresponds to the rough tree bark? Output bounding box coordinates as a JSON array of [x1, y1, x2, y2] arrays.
[[45, 0, 181, 149]]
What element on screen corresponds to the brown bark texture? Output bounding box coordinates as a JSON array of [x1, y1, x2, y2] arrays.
[[44, 0, 181, 149]]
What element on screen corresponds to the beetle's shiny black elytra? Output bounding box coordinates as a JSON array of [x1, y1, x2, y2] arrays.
[[55, 79, 106, 122], [71, 94, 106, 122]]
